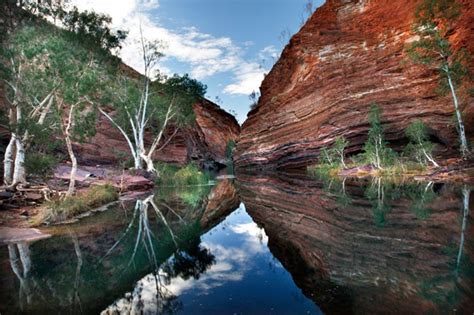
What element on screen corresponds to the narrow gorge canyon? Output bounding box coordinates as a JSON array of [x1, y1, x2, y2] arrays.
[[235, 0, 474, 170]]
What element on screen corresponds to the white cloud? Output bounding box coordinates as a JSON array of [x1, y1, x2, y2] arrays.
[[259, 45, 279, 61], [223, 62, 266, 95], [70, 0, 274, 95]]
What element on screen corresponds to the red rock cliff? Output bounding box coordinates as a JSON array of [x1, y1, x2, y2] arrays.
[[235, 0, 474, 169]]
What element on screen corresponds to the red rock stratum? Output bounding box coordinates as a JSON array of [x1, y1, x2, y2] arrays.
[[235, 0, 474, 169]]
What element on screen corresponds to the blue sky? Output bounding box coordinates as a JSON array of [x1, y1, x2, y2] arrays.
[[71, 0, 324, 123]]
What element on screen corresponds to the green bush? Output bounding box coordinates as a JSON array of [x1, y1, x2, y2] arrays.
[[25, 153, 57, 178], [363, 104, 397, 169], [173, 164, 210, 186], [156, 163, 210, 187], [34, 184, 118, 225], [404, 120, 438, 167]]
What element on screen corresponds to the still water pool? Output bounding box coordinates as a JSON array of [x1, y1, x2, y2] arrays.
[[0, 174, 473, 314]]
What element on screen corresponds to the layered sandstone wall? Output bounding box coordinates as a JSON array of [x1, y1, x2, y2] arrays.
[[235, 0, 474, 169]]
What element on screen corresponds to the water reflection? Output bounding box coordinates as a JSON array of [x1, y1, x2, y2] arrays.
[[0, 180, 240, 314], [103, 206, 320, 314], [8, 242, 33, 311], [237, 173, 474, 314], [0, 174, 472, 314]]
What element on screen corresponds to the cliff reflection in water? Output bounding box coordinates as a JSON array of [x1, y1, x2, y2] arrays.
[[237, 173, 474, 315], [1, 174, 473, 314]]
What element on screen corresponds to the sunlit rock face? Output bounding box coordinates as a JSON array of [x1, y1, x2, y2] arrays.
[[235, 0, 474, 169], [237, 173, 474, 314]]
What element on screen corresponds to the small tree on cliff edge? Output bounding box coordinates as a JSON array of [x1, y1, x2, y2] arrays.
[[407, 0, 470, 158]]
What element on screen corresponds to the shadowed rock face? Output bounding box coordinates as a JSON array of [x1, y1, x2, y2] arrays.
[[237, 173, 474, 314], [235, 0, 474, 169]]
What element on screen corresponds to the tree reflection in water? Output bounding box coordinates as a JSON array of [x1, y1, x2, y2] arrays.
[[8, 242, 33, 311], [101, 192, 216, 314]]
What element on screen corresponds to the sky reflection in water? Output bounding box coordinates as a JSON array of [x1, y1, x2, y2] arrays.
[[104, 204, 322, 315]]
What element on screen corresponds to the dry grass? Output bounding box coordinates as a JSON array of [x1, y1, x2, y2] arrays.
[[32, 184, 118, 225]]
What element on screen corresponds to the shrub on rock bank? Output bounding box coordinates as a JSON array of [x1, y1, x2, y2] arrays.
[[156, 163, 211, 187], [33, 184, 118, 225], [309, 105, 438, 177]]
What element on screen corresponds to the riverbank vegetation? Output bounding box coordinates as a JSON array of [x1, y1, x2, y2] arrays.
[[156, 163, 211, 187], [308, 104, 440, 178], [33, 184, 118, 225]]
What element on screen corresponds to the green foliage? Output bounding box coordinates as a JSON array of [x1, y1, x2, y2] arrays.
[[404, 120, 437, 166], [4, 21, 116, 146], [158, 73, 207, 127], [34, 184, 118, 225], [178, 185, 212, 207], [155, 170, 212, 208], [60, 7, 127, 51], [225, 140, 236, 159], [364, 179, 392, 227], [407, 0, 470, 157], [24, 153, 57, 178], [86, 184, 119, 207], [18, 1, 127, 51], [415, 0, 461, 24], [249, 90, 260, 110], [310, 136, 349, 177], [108, 72, 206, 138], [173, 164, 210, 186], [363, 104, 397, 168], [406, 182, 436, 219], [156, 163, 210, 187], [155, 162, 181, 180]]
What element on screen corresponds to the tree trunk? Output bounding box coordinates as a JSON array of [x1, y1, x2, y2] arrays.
[[65, 105, 77, 197], [446, 70, 469, 158], [421, 143, 439, 167], [340, 151, 347, 168], [12, 138, 26, 185], [3, 133, 16, 185], [144, 156, 156, 173], [140, 153, 155, 174], [134, 155, 142, 170], [65, 134, 77, 197]]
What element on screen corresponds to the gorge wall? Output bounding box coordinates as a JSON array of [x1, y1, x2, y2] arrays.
[[235, 0, 474, 169]]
